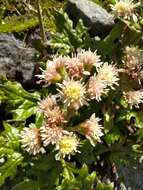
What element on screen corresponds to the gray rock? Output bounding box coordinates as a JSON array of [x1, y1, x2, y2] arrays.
[[66, 0, 114, 37], [0, 34, 37, 86], [117, 163, 143, 190]]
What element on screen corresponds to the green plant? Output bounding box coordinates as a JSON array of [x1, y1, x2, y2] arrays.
[[0, 1, 143, 189], [50, 10, 100, 55]]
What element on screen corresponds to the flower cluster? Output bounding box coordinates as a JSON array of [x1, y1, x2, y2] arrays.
[[21, 49, 143, 160], [38, 50, 119, 104]]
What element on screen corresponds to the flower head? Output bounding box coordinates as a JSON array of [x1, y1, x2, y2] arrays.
[[77, 49, 102, 71], [58, 78, 87, 110], [39, 95, 57, 113], [123, 46, 143, 82], [78, 114, 103, 146], [123, 90, 143, 108], [111, 0, 138, 20], [20, 124, 44, 155], [40, 124, 68, 146], [65, 57, 84, 79], [87, 75, 108, 101], [38, 61, 62, 85], [97, 62, 119, 89], [55, 132, 80, 160], [53, 56, 67, 76], [39, 95, 65, 126], [45, 107, 66, 126]]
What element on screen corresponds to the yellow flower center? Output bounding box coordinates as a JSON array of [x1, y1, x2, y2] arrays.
[[59, 136, 78, 155], [105, 73, 114, 82], [100, 72, 113, 82], [64, 85, 82, 100]]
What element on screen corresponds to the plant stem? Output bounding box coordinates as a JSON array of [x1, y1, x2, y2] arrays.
[[36, 0, 46, 43]]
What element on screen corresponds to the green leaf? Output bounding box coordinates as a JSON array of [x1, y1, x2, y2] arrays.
[[2, 122, 20, 149], [76, 140, 95, 164], [35, 111, 44, 128], [57, 162, 96, 190], [0, 81, 40, 121], [96, 181, 113, 190], [136, 128, 143, 142], [54, 10, 73, 33], [29, 154, 62, 190], [0, 81, 40, 103], [11, 180, 39, 190], [56, 179, 81, 190], [78, 164, 96, 190], [118, 110, 143, 128], [0, 148, 23, 186], [97, 21, 124, 58], [12, 104, 38, 121], [51, 10, 88, 55], [104, 128, 121, 145], [0, 122, 23, 186], [109, 143, 141, 167]]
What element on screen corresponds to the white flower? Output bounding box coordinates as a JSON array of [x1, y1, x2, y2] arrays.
[[55, 132, 80, 160], [123, 90, 143, 108], [65, 57, 84, 79], [97, 62, 119, 89], [58, 78, 87, 110], [78, 114, 103, 146], [123, 46, 143, 82], [37, 61, 62, 85], [111, 0, 138, 20], [77, 49, 102, 71], [87, 75, 108, 101], [40, 124, 68, 146], [20, 124, 44, 155]]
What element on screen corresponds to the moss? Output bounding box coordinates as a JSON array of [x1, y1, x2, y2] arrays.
[[0, 16, 39, 33], [0, 0, 67, 34]]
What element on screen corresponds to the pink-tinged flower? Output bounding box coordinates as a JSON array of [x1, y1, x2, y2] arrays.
[[65, 57, 84, 79], [39, 95, 57, 113], [87, 75, 108, 101], [111, 0, 138, 20], [45, 107, 66, 126], [78, 114, 103, 146], [77, 49, 102, 71], [55, 132, 80, 160], [123, 46, 143, 82], [97, 62, 119, 89], [53, 56, 68, 77], [40, 124, 68, 147], [39, 95, 65, 126], [20, 124, 45, 155], [58, 78, 87, 110], [123, 90, 143, 108], [38, 61, 62, 85]]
